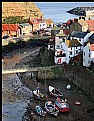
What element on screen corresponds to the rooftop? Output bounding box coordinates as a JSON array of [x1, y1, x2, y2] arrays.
[[71, 31, 88, 38], [66, 39, 82, 47]]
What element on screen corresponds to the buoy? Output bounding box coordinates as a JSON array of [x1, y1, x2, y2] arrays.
[[66, 85, 71, 90]]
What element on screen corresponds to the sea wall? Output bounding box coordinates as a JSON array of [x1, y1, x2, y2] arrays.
[[61, 65, 94, 102], [67, 6, 94, 16], [38, 65, 94, 101]]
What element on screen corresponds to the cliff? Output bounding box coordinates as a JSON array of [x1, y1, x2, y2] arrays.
[[2, 2, 44, 20]]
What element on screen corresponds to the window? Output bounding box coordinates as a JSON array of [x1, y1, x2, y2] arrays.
[[62, 53, 66, 57], [84, 52, 85, 56], [88, 60, 91, 64], [76, 50, 78, 54], [70, 51, 72, 55]]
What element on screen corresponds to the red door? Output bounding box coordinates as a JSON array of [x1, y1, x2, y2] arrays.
[[58, 58, 61, 64]]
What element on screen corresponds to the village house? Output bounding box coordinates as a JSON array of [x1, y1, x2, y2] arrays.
[[54, 43, 68, 64], [69, 18, 82, 33], [45, 19, 54, 28], [55, 31, 66, 48], [29, 18, 47, 32], [78, 19, 88, 32], [48, 36, 55, 50], [51, 26, 60, 36], [54, 39, 82, 65], [83, 33, 94, 67], [2, 24, 21, 37], [64, 17, 89, 34], [70, 31, 88, 46], [86, 19, 94, 33], [19, 23, 32, 35]]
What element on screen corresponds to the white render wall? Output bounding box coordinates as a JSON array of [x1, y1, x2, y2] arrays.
[[55, 36, 63, 49], [83, 44, 91, 67], [39, 23, 47, 29]]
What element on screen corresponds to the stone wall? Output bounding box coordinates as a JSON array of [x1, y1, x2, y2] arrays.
[[61, 65, 94, 101]]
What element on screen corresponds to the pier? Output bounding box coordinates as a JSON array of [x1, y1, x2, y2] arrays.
[[67, 6, 94, 16]]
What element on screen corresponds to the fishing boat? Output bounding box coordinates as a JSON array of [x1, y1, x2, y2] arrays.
[[55, 97, 70, 113], [48, 86, 63, 97], [35, 106, 46, 116], [45, 101, 59, 116], [33, 87, 45, 100]]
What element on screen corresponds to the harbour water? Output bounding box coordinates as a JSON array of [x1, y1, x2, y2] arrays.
[[35, 2, 94, 23]]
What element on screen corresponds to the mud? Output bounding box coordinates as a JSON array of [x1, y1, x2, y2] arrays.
[[20, 74, 94, 121]]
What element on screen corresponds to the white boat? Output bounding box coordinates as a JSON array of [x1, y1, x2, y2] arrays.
[[45, 101, 59, 116], [49, 86, 63, 97], [33, 87, 45, 100]]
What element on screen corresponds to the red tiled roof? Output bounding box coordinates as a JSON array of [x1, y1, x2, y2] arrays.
[[66, 19, 74, 25], [2, 24, 19, 31], [86, 20, 94, 31]]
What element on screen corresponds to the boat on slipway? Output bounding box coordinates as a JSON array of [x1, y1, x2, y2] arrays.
[[48, 86, 63, 97], [33, 87, 45, 100], [45, 100, 59, 116], [35, 105, 46, 116], [55, 97, 70, 113]]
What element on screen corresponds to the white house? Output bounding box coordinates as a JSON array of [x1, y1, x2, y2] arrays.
[[54, 44, 68, 64], [83, 43, 94, 67], [65, 39, 83, 58], [70, 31, 88, 46], [54, 39, 83, 65], [38, 19, 47, 30], [55, 31, 66, 49], [83, 33, 94, 67]]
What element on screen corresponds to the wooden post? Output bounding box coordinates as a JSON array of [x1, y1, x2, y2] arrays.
[[30, 72, 32, 79]]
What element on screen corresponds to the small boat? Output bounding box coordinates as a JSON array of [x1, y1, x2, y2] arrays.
[[35, 106, 46, 117], [55, 97, 70, 113], [45, 101, 59, 116], [49, 86, 63, 97], [33, 87, 45, 100], [74, 101, 81, 106]]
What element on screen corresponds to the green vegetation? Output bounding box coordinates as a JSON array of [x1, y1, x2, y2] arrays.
[[2, 16, 28, 24], [38, 47, 54, 66]]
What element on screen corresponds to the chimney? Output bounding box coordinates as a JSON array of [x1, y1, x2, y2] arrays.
[[70, 19, 73, 24], [79, 16, 82, 20], [74, 18, 78, 22]]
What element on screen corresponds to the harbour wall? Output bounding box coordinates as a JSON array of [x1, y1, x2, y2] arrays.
[[37, 65, 94, 102], [67, 6, 94, 16]]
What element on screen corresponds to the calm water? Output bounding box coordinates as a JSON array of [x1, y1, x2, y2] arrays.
[[35, 2, 94, 23]]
